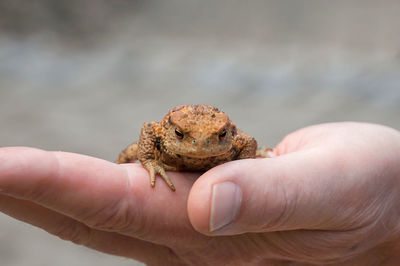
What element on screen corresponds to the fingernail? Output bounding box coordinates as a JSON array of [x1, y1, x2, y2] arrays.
[[209, 181, 242, 232]]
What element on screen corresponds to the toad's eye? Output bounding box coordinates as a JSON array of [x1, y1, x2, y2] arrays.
[[218, 130, 227, 141], [175, 128, 184, 139]]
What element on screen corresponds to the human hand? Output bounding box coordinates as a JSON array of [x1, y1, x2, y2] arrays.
[[1, 122, 400, 265], [188, 122, 400, 265]]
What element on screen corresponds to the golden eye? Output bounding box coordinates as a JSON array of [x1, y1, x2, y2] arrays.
[[218, 129, 227, 141], [175, 128, 184, 139]]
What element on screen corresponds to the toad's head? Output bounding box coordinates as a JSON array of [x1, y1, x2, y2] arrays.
[[161, 105, 237, 158]]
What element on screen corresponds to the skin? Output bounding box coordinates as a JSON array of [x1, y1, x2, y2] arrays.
[[116, 105, 261, 191], [0, 122, 400, 265]]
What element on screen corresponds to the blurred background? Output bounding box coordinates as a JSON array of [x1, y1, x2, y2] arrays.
[[0, 0, 399, 265]]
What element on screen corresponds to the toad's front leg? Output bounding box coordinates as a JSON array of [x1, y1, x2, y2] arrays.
[[233, 130, 258, 159], [137, 121, 176, 191], [141, 160, 176, 191], [234, 130, 273, 159]]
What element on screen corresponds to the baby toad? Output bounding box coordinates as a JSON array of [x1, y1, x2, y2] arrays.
[[116, 104, 269, 191]]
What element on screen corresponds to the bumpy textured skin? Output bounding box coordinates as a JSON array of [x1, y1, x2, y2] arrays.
[[116, 105, 265, 191]]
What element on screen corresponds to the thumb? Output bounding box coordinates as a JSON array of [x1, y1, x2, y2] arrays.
[[187, 151, 348, 236]]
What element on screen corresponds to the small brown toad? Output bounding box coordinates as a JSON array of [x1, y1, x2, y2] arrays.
[[116, 104, 269, 191]]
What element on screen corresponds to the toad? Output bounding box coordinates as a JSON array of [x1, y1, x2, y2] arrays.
[[116, 104, 270, 191]]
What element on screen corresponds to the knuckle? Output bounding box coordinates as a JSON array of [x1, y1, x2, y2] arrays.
[[259, 176, 296, 231], [84, 198, 139, 233], [51, 220, 92, 246]]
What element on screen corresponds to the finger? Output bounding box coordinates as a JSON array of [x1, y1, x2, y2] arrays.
[[0, 147, 138, 227], [0, 194, 173, 264], [251, 229, 395, 264], [0, 147, 199, 242], [187, 149, 390, 236]]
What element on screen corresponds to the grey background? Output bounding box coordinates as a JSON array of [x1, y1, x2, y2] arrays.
[[1, 1, 400, 265]]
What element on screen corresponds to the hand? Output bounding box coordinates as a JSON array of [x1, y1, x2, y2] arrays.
[[1, 122, 400, 265]]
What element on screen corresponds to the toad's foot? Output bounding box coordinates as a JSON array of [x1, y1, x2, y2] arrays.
[[144, 161, 176, 191], [256, 147, 275, 158]]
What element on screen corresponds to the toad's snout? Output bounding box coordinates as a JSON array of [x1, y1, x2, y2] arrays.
[[192, 138, 211, 155], [192, 138, 211, 147], [189, 136, 215, 157]]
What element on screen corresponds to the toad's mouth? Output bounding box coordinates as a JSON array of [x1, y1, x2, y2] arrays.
[[165, 144, 232, 159], [172, 150, 230, 159], [179, 153, 224, 159]]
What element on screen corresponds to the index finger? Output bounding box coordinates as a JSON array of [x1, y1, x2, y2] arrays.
[[0, 147, 199, 241]]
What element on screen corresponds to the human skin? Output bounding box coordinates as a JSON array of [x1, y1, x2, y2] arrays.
[[0, 122, 400, 265]]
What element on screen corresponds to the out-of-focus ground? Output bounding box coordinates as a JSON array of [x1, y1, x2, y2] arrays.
[[0, 1, 400, 265]]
